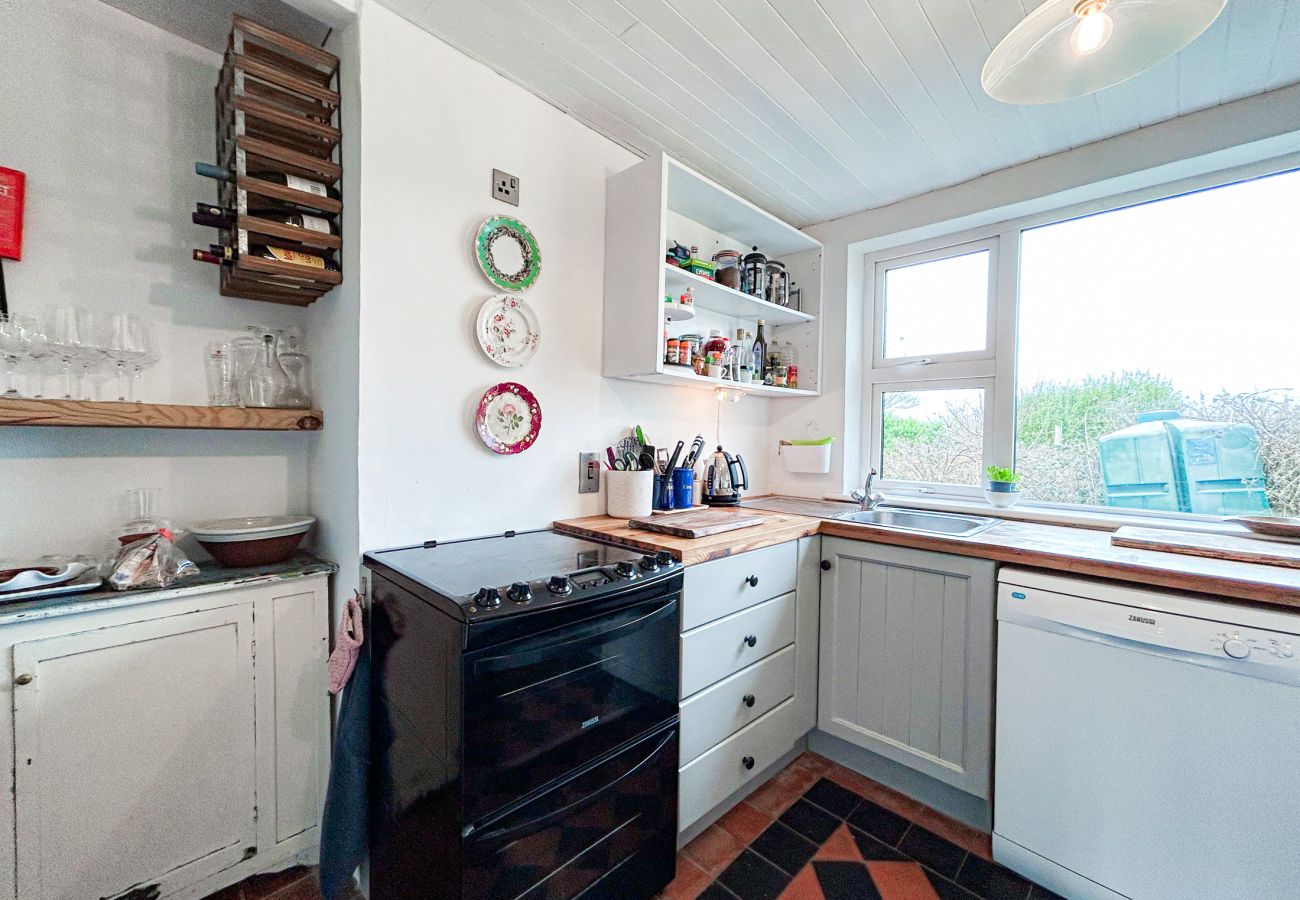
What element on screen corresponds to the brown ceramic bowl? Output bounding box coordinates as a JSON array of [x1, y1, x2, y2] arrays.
[[190, 516, 315, 568], [196, 532, 307, 567]]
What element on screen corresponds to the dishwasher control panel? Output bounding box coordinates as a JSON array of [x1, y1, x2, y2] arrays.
[[1212, 629, 1294, 661]]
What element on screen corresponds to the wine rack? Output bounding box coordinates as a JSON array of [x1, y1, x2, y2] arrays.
[[207, 16, 342, 306]]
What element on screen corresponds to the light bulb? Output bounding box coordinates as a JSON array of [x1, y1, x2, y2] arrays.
[[1070, 7, 1114, 56]]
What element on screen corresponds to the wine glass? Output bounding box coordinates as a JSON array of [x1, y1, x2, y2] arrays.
[[45, 306, 83, 400], [0, 315, 26, 398], [72, 310, 107, 400], [127, 316, 157, 403], [105, 313, 145, 402], [13, 314, 53, 399]]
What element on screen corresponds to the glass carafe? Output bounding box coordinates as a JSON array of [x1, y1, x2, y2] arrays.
[[240, 331, 288, 408], [277, 329, 312, 410]]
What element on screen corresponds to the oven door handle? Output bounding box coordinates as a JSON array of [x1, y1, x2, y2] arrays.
[[472, 596, 678, 673], [465, 727, 675, 849]]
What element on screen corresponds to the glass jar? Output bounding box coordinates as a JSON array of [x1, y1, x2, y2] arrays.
[[240, 331, 288, 408], [712, 249, 742, 290]]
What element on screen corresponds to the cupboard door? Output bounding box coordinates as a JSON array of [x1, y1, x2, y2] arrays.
[[13, 607, 257, 900], [817, 538, 995, 798]]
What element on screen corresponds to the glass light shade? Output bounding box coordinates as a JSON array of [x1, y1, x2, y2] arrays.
[[982, 0, 1227, 104]]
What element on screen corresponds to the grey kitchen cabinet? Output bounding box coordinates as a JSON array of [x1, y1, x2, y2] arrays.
[[818, 538, 995, 799]]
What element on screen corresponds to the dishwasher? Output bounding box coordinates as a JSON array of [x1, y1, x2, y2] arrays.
[[994, 568, 1300, 900]]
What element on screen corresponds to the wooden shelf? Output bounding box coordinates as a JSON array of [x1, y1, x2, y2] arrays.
[[639, 367, 819, 398], [664, 264, 815, 327], [0, 399, 323, 431]]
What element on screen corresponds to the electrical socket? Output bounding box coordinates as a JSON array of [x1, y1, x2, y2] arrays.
[[579, 452, 601, 494], [492, 169, 519, 206]]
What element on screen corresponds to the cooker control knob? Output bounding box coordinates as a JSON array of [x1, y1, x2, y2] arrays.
[[474, 587, 502, 609], [547, 576, 571, 595], [639, 555, 659, 571], [1223, 638, 1250, 659], [507, 582, 533, 604], [616, 561, 637, 578], [655, 551, 674, 567]]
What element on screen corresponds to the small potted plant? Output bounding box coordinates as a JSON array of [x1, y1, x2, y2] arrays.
[[984, 465, 1022, 509]]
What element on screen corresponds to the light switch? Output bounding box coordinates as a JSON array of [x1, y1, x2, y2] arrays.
[[579, 452, 601, 494]]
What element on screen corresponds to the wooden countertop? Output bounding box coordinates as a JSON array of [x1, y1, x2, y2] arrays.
[[554, 502, 1300, 611]]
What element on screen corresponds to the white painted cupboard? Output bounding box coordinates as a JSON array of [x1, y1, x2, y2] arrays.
[[677, 537, 821, 835], [0, 572, 330, 900], [818, 539, 995, 799]]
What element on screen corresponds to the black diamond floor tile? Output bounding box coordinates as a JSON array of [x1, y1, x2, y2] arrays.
[[778, 799, 840, 844], [927, 870, 983, 900], [749, 821, 818, 876], [849, 826, 909, 862], [1029, 885, 1068, 899], [811, 861, 884, 900], [846, 799, 911, 846], [957, 853, 1034, 900], [801, 778, 862, 819], [717, 850, 792, 900], [699, 883, 740, 900], [899, 823, 968, 880]]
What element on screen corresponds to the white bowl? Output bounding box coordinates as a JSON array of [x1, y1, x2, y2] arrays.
[[984, 489, 1022, 509], [190, 515, 316, 542]]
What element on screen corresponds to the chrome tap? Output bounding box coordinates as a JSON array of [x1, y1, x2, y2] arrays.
[[851, 468, 884, 511]]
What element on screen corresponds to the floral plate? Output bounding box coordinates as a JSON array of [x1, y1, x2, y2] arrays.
[[474, 215, 541, 292], [476, 295, 540, 367], [476, 382, 542, 455]]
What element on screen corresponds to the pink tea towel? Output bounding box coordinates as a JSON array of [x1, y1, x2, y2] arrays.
[[328, 593, 364, 695]]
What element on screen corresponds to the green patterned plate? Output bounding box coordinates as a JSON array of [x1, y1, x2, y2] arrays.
[[474, 215, 541, 293]]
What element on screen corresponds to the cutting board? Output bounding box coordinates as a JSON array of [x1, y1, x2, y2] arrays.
[[629, 510, 766, 539], [1111, 526, 1300, 570]]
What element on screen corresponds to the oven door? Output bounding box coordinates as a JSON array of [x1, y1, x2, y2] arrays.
[[462, 590, 679, 823], [463, 723, 678, 900]]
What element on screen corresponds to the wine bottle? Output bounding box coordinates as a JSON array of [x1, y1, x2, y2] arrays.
[[195, 203, 335, 235], [193, 243, 338, 271], [751, 319, 768, 382], [194, 163, 338, 200], [193, 211, 233, 229]]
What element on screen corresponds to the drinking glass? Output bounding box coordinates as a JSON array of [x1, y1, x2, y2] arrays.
[[13, 314, 53, 398], [72, 309, 107, 400], [0, 315, 25, 398], [105, 313, 145, 402], [45, 306, 82, 400], [127, 317, 158, 403], [204, 340, 236, 406]]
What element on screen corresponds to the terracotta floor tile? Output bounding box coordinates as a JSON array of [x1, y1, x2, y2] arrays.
[[823, 764, 924, 820], [778, 863, 826, 900], [262, 876, 320, 900], [812, 823, 863, 862], [788, 751, 834, 777], [746, 766, 819, 817], [682, 824, 748, 877], [658, 855, 714, 900], [866, 861, 941, 900], [715, 801, 774, 844], [913, 807, 993, 861], [203, 886, 243, 900], [231, 867, 312, 900]]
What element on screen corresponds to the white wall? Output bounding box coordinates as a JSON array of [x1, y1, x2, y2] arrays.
[[0, 0, 313, 560], [354, 2, 774, 551]]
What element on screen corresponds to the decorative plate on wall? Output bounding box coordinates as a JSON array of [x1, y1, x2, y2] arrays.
[[474, 215, 541, 292], [476, 295, 540, 368], [476, 382, 542, 454]]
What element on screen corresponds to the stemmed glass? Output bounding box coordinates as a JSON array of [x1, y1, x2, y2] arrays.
[[72, 310, 107, 400], [0, 315, 26, 399], [106, 313, 146, 402], [46, 306, 83, 400], [13, 314, 53, 398], [127, 317, 157, 403]]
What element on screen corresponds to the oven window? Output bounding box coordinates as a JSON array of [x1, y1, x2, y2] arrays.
[[462, 594, 679, 823]]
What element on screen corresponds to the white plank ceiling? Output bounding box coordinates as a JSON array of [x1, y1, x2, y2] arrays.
[[382, 0, 1300, 227]]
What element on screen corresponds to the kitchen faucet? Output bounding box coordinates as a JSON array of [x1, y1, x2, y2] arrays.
[[851, 469, 884, 511]]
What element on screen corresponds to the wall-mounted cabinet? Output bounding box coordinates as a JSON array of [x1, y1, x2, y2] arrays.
[[603, 154, 823, 398]]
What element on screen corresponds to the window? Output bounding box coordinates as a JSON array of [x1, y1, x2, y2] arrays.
[[863, 162, 1300, 519]]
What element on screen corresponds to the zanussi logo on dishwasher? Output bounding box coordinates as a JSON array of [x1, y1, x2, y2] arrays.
[[1128, 614, 1157, 626]]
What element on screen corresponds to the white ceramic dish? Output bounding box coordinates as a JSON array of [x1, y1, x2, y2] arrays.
[[0, 573, 103, 603], [0, 561, 93, 594], [190, 515, 316, 543], [476, 295, 540, 368]]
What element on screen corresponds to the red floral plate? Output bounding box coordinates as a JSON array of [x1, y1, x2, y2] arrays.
[[476, 382, 542, 454]]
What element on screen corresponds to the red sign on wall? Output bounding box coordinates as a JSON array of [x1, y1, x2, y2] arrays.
[[0, 168, 26, 261]]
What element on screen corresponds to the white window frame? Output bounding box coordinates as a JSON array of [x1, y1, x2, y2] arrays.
[[857, 151, 1300, 516]]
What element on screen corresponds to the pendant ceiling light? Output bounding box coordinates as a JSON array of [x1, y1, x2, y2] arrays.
[[982, 0, 1227, 105]]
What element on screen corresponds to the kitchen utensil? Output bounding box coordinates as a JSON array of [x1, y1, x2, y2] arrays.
[[605, 469, 653, 518], [0, 572, 103, 603], [476, 382, 542, 454], [606, 447, 618, 469], [683, 435, 706, 470], [702, 445, 749, 507], [1230, 516, 1300, 539], [637, 445, 656, 472], [613, 450, 639, 471], [474, 215, 541, 292], [0, 560, 92, 593], [766, 259, 789, 306], [741, 247, 768, 297], [628, 510, 765, 538], [634, 425, 647, 447], [665, 440, 684, 475], [614, 435, 640, 460], [476, 295, 540, 367], [192, 515, 315, 567], [671, 468, 694, 510]]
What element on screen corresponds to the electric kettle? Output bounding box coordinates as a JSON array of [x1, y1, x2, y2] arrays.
[[703, 446, 749, 507]]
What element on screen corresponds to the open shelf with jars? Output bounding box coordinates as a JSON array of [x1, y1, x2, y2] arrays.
[[0, 398, 322, 431], [603, 153, 822, 397]]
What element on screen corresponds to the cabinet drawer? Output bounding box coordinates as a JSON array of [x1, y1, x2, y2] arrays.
[[681, 592, 795, 698], [679, 696, 802, 832], [682, 542, 797, 631], [680, 645, 796, 766]]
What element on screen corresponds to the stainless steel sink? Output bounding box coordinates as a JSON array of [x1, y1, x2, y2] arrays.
[[834, 507, 998, 537]]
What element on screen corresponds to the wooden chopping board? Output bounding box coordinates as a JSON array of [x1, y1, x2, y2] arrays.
[[1111, 526, 1300, 570], [629, 510, 766, 539]]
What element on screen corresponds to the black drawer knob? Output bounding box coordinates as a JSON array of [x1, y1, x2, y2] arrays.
[[745, 574, 759, 587], [742, 755, 755, 770], [744, 634, 758, 648], [742, 693, 756, 708], [820, 560, 832, 571]]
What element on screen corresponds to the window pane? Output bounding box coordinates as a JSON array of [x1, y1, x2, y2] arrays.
[[1016, 169, 1300, 516], [883, 250, 989, 359], [881, 388, 985, 485]]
